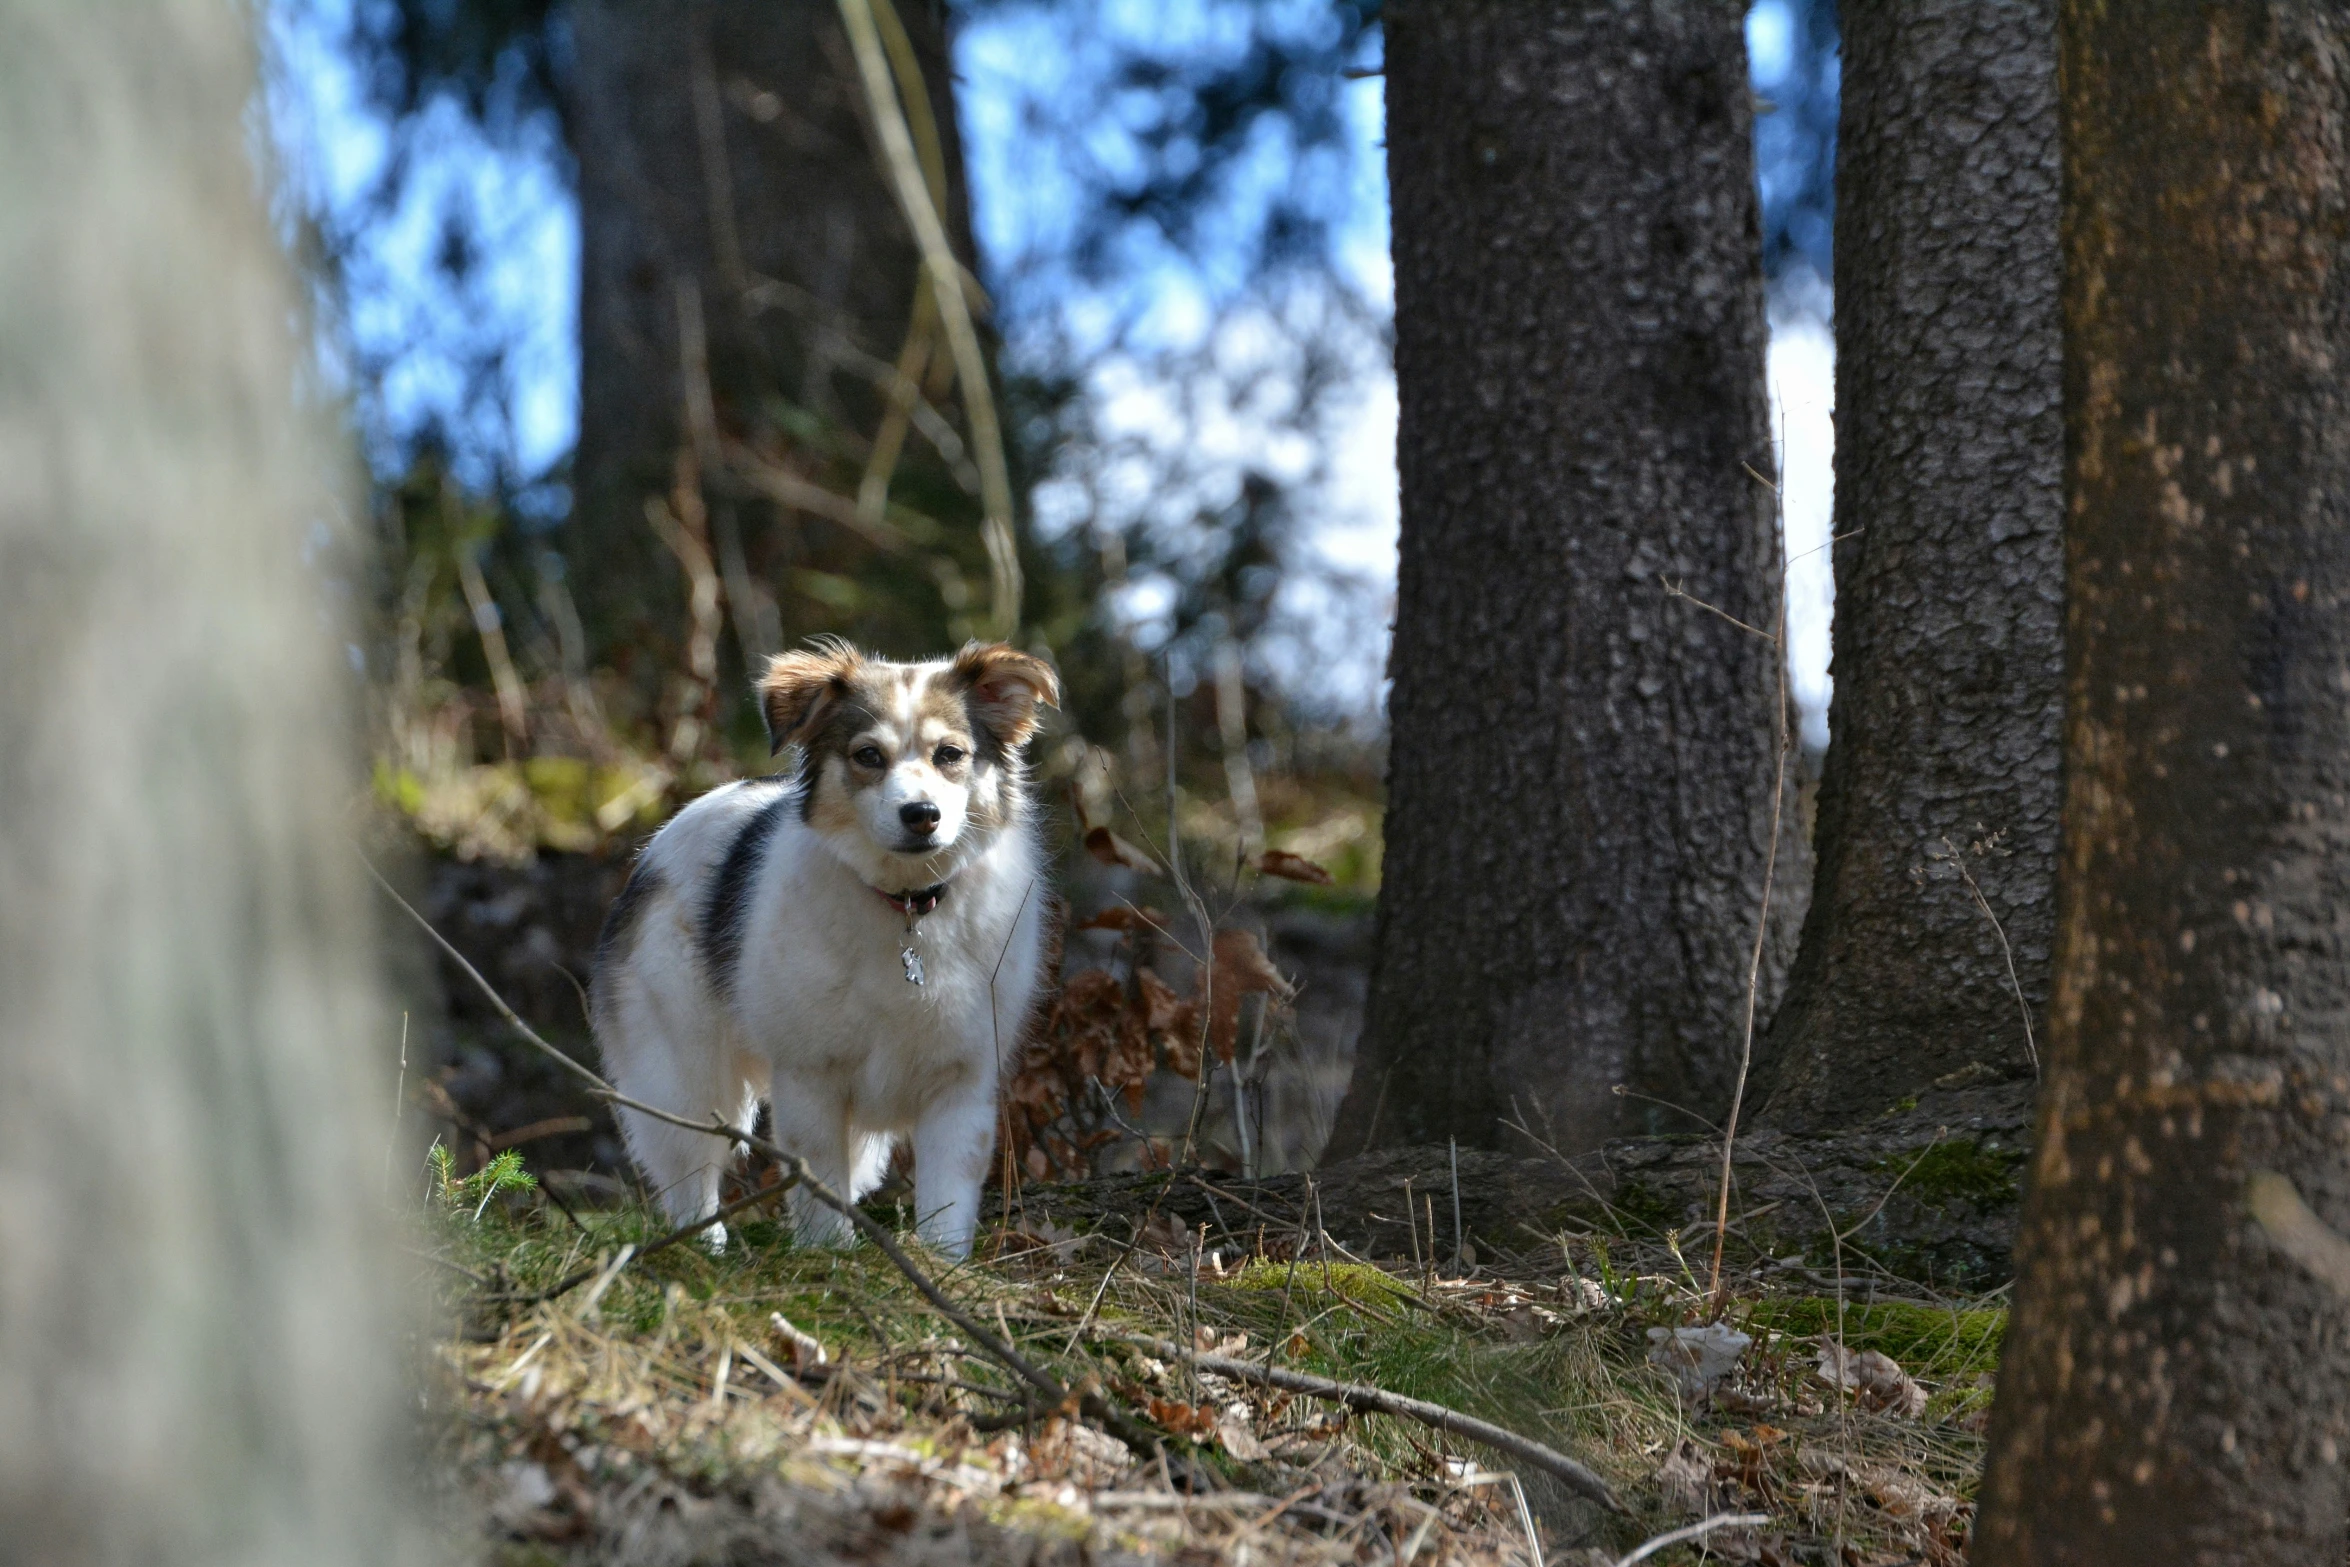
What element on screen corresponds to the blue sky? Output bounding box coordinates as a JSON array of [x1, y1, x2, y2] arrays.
[[266, 0, 1838, 732]]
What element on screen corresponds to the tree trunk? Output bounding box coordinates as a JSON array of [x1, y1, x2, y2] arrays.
[[1758, 0, 2063, 1128], [569, 0, 982, 695], [1330, 0, 1798, 1157], [0, 7, 419, 1563], [1974, 8, 2350, 1560]]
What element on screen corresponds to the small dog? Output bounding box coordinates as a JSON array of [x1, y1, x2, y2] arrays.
[[590, 639, 1058, 1258]]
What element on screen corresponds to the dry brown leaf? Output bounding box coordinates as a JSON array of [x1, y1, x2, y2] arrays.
[[1146, 967, 1205, 1078], [1201, 928, 1293, 1061], [1137, 968, 1190, 1035], [1816, 1342, 1929, 1417], [1254, 848, 1334, 885], [1083, 825, 1163, 875], [1654, 1436, 1720, 1518], [1144, 1397, 1218, 1439], [1216, 1410, 1269, 1462], [1647, 1322, 1752, 1406]]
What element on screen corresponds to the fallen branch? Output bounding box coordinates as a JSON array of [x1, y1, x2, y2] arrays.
[[1108, 1330, 1626, 1516], [1611, 1512, 1770, 1567]]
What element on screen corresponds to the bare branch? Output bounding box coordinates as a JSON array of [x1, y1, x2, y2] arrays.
[[1661, 576, 1777, 645], [1109, 1330, 1627, 1516], [1611, 1513, 1771, 1567]]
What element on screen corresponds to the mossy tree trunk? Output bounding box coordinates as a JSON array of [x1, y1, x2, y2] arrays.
[[1331, 0, 1798, 1157], [1759, 0, 2064, 1127], [0, 6, 420, 1562], [1975, 7, 2350, 1560]]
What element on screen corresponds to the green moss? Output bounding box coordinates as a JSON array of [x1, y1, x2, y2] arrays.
[[1743, 1298, 2006, 1382], [1876, 1138, 2026, 1211], [373, 760, 426, 817], [1211, 1259, 1413, 1303]]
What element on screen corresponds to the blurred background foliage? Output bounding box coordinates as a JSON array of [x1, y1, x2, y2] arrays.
[[267, 0, 1838, 887]]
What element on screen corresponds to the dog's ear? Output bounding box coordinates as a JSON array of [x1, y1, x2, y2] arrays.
[[760, 643, 861, 754], [951, 642, 1061, 753]]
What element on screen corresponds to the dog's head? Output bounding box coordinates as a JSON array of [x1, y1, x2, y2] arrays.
[[759, 639, 1061, 887]]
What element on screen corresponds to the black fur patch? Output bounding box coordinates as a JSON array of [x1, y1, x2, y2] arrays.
[[701, 787, 795, 996], [794, 701, 877, 823], [589, 859, 663, 1022], [962, 685, 1010, 770]]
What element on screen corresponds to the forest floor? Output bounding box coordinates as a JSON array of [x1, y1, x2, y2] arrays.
[[396, 840, 2024, 1566], [420, 1168, 2003, 1567]]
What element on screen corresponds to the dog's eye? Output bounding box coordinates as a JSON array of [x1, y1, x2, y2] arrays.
[[853, 746, 886, 769], [934, 745, 966, 768]]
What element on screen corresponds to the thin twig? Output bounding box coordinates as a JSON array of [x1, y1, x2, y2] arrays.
[[360, 853, 609, 1096], [502, 1178, 795, 1306], [677, 277, 781, 671], [729, 442, 909, 550], [1661, 577, 1776, 644], [382, 1010, 408, 1199], [837, 0, 1021, 635], [1705, 455, 1794, 1310], [400, 1243, 491, 1285], [1107, 1331, 1626, 1516], [1610, 1513, 1770, 1567], [830, 1188, 1169, 1461], [1939, 834, 2040, 1075]]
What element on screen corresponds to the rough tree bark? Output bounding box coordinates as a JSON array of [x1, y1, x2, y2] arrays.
[[569, 0, 982, 678], [0, 6, 420, 1564], [1330, 0, 1799, 1157], [1758, 0, 2064, 1127], [1975, 8, 2350, 1560]]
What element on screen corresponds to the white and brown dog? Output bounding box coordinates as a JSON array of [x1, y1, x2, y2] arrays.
[[589, 639, 1058, 1259]]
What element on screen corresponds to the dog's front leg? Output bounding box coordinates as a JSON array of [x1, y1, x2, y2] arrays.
[[911, 1083, 997, 1261], [768, 1074, 857, 1249]]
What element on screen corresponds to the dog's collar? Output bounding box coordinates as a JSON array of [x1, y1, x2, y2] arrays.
[[876, 882, 948, 918]]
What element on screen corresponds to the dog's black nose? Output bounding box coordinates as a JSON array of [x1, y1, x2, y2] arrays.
[[900, 800, 942, 833]]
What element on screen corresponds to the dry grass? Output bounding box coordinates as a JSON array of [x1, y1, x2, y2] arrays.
[[415, 1181, 2001, 1567]]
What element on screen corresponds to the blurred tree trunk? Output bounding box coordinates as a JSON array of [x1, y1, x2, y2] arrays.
[[0, 6, 420, 1565], [569, 0, 985, 701], [1757, 0, 2063, 1127], [1330, 0, 1798, 1158], [1975, 7, 2350, 1560]]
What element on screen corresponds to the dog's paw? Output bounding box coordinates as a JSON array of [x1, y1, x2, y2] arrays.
[[699, 1221, 729, 1255], [913, 1223, 975, 1263]]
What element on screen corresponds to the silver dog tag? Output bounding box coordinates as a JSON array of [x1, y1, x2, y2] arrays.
[[900, 914, 925, 986]]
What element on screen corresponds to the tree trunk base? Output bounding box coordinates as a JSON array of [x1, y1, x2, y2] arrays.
[[1001, 1081, 2033, 1292]]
